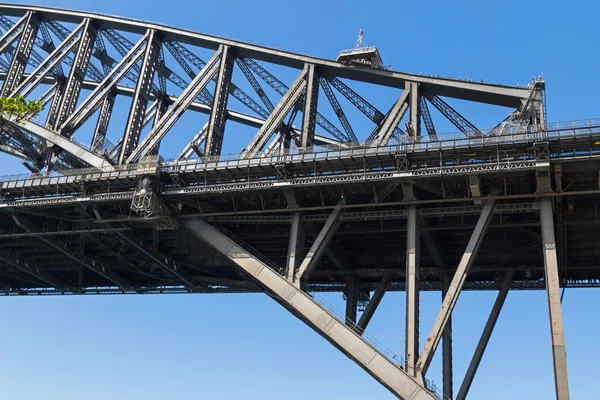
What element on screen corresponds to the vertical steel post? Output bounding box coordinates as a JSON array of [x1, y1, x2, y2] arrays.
[[405, 205, 420, 377], [345, 277, 358, 327], [300, 63, 318, 148], [409, 82, 421, 140], [91, 92, 116, 152], [205, 45, 233, 156], [286, 212, 304, 282], [540, 198, 570, 400], [148, 98, 169, 155], [442, 275, 453, 399]]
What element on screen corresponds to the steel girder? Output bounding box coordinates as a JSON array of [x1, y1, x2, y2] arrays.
[[118, 29, 161, 164], [1, 11, 39, 96], [0, 5, 541, 171], [204, 45, 233, 156]]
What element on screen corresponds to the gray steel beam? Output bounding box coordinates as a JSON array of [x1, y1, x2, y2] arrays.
[[456, 270, 513, 400], [147, 98, 169, 155], [204, 45, 233, 156], [243, 58, 346, 142], [235, 57, 274, 112], [442, 276, 453, 400], [355, 272, 393, 332], [7, 118, 113, 170], [0, 4, 532, 107], [420, 96, 437, 141], [176, 122, 208, 160], [0, 254, 68, 290], [11, 214, 131, 289], [345, 277, 358, 327], [242, 66, 308, 158], [60, 31, 150, 135], [319, 77, 357, 142], [114, 231, 195, 289], [286, 212, 304, 282], [540, 197, 570, 400], [294, 198, 344, 285], [11, 19, 84, 98], [182, 218, 436, 400], [51, 18, 98, 130], [408, 82, 420, 140], [126, 47, 222, 162], [118, 29, 161, 164], [426, 95, 480, 138], [405, 205, 420, 377], [0, 13, 28, 56], [0, 143, 27, 159], [1, 11, 38, 96], [91, 92, 115, 152], [300, 63, 318, 148], [372, 90, 409, 147], [417, 191, 497, 375]]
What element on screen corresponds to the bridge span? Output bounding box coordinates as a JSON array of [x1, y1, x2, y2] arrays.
[[0, 4, 594, 399]]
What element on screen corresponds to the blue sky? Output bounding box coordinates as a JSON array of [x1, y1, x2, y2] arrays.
[[0, 0, 599, 399]]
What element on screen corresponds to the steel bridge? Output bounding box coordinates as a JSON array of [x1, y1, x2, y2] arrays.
[[0, 3, 596, 399]]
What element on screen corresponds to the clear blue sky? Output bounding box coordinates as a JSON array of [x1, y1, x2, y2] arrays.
[[0, 0, 599, 399]]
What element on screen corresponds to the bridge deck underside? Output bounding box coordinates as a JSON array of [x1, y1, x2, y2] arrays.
[[0, 153, 599, 295]]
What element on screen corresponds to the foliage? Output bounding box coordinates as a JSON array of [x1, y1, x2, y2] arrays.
[[0, 96, 44, 123]]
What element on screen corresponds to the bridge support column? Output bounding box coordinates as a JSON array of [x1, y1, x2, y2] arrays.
[[405, 205, 420, 377], [183, 218, 437, 400], [540, 197, 570, 400], [345, 277, 358, 327], [441, 275, 453, 399], [418, 190, 497, 375], [286, 212, 304, 282], [456, 270, 512, 400]]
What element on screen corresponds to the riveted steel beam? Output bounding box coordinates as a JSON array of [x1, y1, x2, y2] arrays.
[[183, 218, 437, 400], [408, 82, 421, 139], [540, 197, 570, 400], [300, 63, 319, 148], [241, 66, 308, 158], [294, 198, 345, 284], [91, 91, 115, 152], [405, 205, 420, 377], [1, 11, 38, 96], [118, 29, 161, 164], [0, 254, 68, 290], [205, 45, 233, 156], [426, 95, 480, 138], [456, 270, 513, 400], [11, 214, 131, 289], [417, 190, 498, 375], [60, 31, 150, 136], [355, 272, 393, 332], [126, 47, 222, 162], [371, 89, 409, 146], [51, 18, 98, 130], [286, 212, 305, 281], [7, 118, 113, 170], [11, 19, 84, 98]]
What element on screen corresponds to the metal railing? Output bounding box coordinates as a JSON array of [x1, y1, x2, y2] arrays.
[[162, 118, 600, 170], [2, 118, 600, 186]]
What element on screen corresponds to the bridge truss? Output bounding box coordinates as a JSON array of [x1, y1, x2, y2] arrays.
[[0, 4, 594, 400]]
